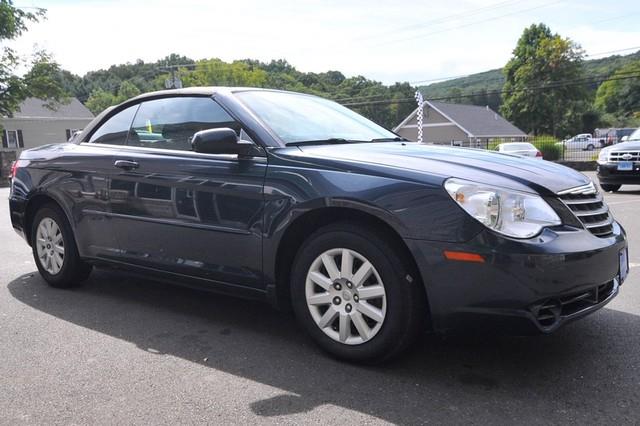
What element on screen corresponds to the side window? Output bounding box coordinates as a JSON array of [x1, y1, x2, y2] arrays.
[[128, 97, 239, 151], [88, 105, 139, 145]]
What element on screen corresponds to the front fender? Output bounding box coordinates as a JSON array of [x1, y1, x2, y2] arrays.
[[263, 161, 482, 242]]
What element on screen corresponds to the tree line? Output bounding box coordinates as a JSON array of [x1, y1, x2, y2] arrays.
[[67, 56, 417, 130]]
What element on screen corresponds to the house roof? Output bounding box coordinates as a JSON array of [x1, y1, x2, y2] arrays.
[[395, 101, 526, 137], [10, 97, 94, 119]]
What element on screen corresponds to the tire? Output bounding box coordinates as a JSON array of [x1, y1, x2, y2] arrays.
[[586, 144, 595, 151], [290, 222, 427, 363], [600, 183, 621, 192], [31, 204, 92, 288]]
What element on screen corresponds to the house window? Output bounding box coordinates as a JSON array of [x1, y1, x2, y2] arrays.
[[2, 129, 24, 149], [0, 130, 24, 149], [6, 130, 18, 148]]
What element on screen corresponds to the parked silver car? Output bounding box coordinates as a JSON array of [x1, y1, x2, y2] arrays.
[[559, 134, 600, 151], [495, 142, 543, 159]]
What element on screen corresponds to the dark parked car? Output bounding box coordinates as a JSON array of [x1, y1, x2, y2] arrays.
[[9, 88, 629, 362], [597, 128, 640, 192]]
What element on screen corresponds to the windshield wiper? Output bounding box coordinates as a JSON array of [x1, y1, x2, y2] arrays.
[[369, 137, 409, 142], [285, 138, 367, 146]]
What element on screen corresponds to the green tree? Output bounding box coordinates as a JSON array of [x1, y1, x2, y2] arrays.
[[116, 80, 141, 102], [83, 80, 142, 114], [0, 1, 68, 116], [67, 55, 420, 129], [85, 88, 117, 115], [594, 60, 640, 122], [181, 59, 269, 88], [22, 50, 70, 108], [445, 87, 464, 103], [500, 24, 586, 136], [470, 88, 490, 107]]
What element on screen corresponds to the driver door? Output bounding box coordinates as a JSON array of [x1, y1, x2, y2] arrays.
[[109, 96, 267, 289]]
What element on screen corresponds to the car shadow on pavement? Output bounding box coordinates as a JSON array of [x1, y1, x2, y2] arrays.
[[7, 269, 640, 423]]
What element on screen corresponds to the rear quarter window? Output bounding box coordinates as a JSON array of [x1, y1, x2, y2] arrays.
[[88, 105, 139, 145]]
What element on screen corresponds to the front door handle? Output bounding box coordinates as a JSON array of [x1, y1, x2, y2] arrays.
[[114, 160, 139, 170]]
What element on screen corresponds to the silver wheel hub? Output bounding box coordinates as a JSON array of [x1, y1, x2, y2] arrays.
[[305, 248, 387, 345], [36, 217, 65, 275]]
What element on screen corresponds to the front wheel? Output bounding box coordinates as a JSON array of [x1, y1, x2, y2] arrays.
[[600, 183, 621, 192], [290, 223, 426, 363], [31, 205, 92, 288], [586, 144, 595, 151]]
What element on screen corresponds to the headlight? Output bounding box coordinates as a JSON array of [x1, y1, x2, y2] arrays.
[[444, 178, 561, 238], [597, 149, 610, 164]]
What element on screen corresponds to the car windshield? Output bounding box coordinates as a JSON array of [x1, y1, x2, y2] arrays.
[[628, 128, 640, 141], [234, 90, 398, 145]]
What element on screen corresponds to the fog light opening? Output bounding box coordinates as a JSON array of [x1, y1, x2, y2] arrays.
[[533, 299, 562, 329]]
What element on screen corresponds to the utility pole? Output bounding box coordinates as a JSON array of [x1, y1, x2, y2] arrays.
[[162, 62, 184, 89]]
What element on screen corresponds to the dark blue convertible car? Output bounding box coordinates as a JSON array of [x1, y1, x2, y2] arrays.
[[9, 88, 629, 362]]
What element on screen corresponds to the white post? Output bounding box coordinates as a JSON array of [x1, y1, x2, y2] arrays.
[[414, 91, 424, 143]]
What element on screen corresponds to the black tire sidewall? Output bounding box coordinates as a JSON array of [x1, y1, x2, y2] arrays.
[[290, 224, 418, 362], [600, 184, 621, 192]]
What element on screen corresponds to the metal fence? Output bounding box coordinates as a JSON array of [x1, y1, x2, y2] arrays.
[[457, 136, 607, 162]]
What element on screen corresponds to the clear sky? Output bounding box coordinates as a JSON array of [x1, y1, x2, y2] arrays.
[[8, 0, 640, 84]]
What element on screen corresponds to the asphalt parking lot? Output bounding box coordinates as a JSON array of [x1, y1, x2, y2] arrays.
[[1, 171, 639, 425]]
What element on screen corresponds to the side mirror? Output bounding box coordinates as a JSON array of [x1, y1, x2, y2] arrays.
[[191, 128, 262, 157]]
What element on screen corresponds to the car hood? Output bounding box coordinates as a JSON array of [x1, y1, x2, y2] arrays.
[[607, 140, 640, 151], [294, 142, 590, 194]]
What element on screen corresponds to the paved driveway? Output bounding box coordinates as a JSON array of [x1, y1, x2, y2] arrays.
[[1, 172, 639, 425]]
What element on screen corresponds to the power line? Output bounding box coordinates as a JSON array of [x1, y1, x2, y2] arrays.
[[407, 45, 640, 86], [331, 45, 640, 103], [354, 0, 525, 41], [585, 11, 640, 25], [586, 46, 640, 58], [340, 72, 640, 107], [362, 7, 640, 89], [344, 73, 640, 107], [375, 0, 563, 47]]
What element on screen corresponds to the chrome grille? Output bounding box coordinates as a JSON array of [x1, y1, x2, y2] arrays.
[[608, 151, 640, 162], [558, 182, 613, 237]]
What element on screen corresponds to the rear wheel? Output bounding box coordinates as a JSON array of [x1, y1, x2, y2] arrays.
[[586, 144, 595, 151], [31, 205, 92, 288], [290, 223, 426, 363], [600, 183, 621, 192]]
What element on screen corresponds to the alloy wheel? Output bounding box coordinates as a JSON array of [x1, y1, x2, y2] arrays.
[[305, 248, 387, 345], [36, 217, 65, 275]]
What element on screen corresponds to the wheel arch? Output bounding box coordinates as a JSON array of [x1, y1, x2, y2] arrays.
[[272, 206, 430, 323], [24, 192, 74, 247]]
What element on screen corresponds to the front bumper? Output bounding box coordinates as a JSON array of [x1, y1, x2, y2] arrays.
[[597, 163, 640, 185], [406, 222, 628, 334]]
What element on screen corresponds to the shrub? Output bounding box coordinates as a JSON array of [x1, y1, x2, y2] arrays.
[[487, 139, 501, 151], [532, 135, 563, 161]]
